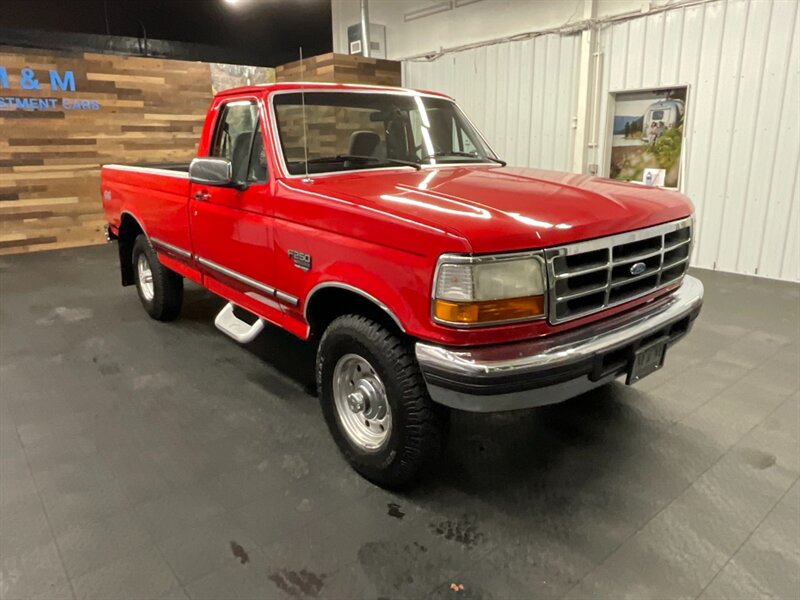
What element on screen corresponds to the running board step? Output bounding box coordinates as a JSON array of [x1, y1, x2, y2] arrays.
[[214, 302, 264, 344]]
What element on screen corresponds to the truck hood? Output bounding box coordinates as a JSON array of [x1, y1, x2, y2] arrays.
[[304, 165, 694, 253]]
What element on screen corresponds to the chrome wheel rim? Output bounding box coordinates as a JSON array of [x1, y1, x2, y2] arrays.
[[137, 253, 154, 301], [332, 353, 391, 452]]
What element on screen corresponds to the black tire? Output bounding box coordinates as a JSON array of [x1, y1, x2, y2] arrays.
[[132, 234, 183, 321], [317, 315, 448, 487]]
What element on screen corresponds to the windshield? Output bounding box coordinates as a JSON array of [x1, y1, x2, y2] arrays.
[[272, 91, 496, 175]]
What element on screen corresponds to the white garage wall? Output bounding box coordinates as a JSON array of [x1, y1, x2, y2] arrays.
[[403, 33, 581, 172], [332, 0, 662, 60], [595, 0, 800, 280]]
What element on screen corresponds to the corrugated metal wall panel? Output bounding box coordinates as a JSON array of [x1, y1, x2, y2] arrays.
[[783, 167, 799, 281], [597, 0, 799, 280], [402, 33, 581, 172], [752, 1, 799, 280], [403, 0, 799, 281]]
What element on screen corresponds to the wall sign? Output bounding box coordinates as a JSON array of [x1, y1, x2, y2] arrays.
[[0, 65, 100, 111], [608, 86, 687, 189], [1, 45, 212, 256]]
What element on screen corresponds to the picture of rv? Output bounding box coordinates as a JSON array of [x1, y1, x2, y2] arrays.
[[642, 99, 685, 142], [609, 86, 688, 188]]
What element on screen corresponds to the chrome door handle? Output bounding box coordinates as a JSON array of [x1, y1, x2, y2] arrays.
[[194, 191, 210, 202]]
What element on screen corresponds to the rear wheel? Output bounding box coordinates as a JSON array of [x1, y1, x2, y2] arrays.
[[317, 315, 448, 487], [132, 234, 183, 321]]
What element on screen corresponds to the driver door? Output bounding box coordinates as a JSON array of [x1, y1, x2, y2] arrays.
[[190, 99, 277, 309]]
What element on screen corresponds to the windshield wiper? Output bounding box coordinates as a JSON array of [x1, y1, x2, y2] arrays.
[[421, 151, 507, 166], [304, 154, 421, 170]]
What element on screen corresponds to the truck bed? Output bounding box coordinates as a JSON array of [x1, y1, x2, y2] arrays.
[[101, 162, 193, 259]]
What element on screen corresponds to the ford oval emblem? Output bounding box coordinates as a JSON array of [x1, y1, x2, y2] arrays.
[[630, 261, 647, 276]]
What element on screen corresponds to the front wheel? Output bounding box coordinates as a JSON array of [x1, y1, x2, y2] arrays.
[[132, 234, 183, 321], [317, 315, 448, 487]]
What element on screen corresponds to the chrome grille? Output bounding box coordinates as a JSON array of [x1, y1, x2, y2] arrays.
[[545, 217, 693, 324]]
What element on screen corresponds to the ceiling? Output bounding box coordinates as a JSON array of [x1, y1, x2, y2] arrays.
[[0, 0, 333, 66]]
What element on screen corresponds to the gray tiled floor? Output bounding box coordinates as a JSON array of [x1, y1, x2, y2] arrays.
[[0, 245, 798, 600]]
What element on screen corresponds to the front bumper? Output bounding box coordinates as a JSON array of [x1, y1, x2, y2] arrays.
[[415, 275, 704, 412]]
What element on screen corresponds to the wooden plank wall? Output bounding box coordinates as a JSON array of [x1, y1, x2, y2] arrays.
[[276, 52, 401, 87], [0, 46, 211, 255]]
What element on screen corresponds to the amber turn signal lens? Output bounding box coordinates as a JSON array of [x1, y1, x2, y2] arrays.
[[434, 295, 545, 325]]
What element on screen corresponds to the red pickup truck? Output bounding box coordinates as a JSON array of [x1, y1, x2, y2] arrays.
[[101, 82, 703, 486]]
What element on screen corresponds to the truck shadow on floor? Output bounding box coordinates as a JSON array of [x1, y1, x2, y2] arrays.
[[403, 385, 720, 530], [180, 286, 317, 394], [434, 388, 637, 491]]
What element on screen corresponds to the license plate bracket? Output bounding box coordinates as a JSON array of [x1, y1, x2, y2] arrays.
[[627, 337, 668, 385]]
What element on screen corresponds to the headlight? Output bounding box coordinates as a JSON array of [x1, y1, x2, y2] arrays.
[[432, 253, 546, 326]]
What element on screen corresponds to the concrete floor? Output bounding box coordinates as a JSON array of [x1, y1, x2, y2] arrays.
[[0, 245, 798, 600]]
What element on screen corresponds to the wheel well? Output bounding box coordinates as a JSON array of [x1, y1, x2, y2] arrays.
[[117, 214, 144, 286], [306, 287, 404, 340]]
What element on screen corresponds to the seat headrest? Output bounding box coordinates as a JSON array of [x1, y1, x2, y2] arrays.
[[427, 109, 453, 154], [348, 130, 381, 157], [231, 133, 252, 182]]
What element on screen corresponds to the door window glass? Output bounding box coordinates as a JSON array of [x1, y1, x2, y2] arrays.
[[210, 102, 262, 183]]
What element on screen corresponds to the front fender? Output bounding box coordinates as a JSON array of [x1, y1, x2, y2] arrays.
[[299, 252, 434, 338]]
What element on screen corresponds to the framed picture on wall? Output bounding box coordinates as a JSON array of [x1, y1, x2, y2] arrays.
[[607, 86, 688, 189], [210, 63, 276, 94]]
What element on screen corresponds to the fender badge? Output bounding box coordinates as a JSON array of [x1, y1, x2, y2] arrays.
[[288, 250, 311, 272]]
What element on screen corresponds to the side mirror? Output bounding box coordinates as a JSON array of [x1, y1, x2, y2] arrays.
[[189, 158, 234, 187]]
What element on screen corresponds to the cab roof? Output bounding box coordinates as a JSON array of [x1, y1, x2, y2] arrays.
[[214, 81, 453, 101]]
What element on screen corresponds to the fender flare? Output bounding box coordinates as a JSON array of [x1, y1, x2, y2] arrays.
[[304, 282, 406, 333], [118, 210, 148, 237], [116, 211, 148, 286]]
